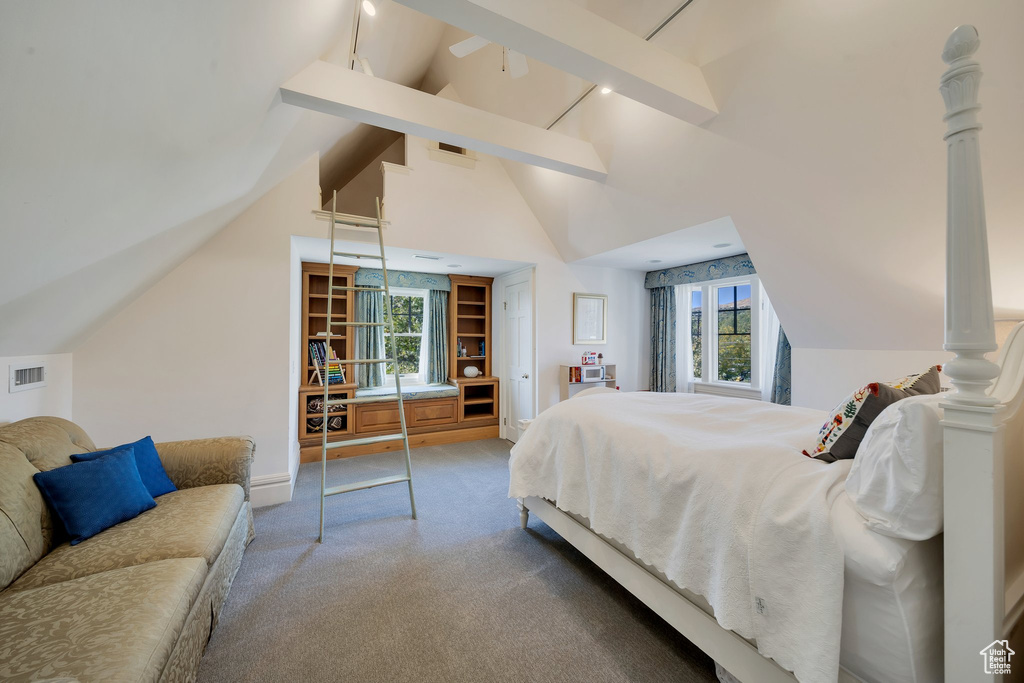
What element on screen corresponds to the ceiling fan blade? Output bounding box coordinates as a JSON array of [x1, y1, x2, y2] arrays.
[[507, 50, 529, 78], [449, 35, 491, 58]]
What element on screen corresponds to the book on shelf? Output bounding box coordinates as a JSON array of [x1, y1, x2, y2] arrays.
[[309, 341, 346, 386]]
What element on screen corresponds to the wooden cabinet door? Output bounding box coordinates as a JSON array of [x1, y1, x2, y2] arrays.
[[407, 398, 458, 428], [354, 402, 402, 433]]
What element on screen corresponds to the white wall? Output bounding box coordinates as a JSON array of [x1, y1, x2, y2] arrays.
[[792, 348, 952, 411], [0, 354, 73, 426], [382, 134, 649, 410], [73, 155, 325, 506]]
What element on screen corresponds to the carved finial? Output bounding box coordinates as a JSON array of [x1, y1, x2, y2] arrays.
[[942, 24, 980, 64]]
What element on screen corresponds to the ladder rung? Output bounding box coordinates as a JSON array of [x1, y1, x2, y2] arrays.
[[333, 286, 386, 292], [328, 395, 406, 406], [326, 433, 407, 449], [324, 474, 409, 497], [330, 321, 386, 327], [333, 252, 383, 260], [336, 358, 393, 364]]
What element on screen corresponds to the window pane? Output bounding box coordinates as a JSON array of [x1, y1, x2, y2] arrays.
[[690, 290, 702, 379], [410, 296, 424, 333], [716, 284, 751, 383], [385, 293, 425, 377]]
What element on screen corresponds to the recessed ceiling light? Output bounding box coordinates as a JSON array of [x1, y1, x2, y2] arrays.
[[362, 0, 376, 16], [713, 243, 732, 249], [413, 254, 441, 260], [447, 264, 462, 269], [648, 259, 662, 264], [600, 87, 612, 95]]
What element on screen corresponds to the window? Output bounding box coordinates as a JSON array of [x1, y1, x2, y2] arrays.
[[690, 290, 702, 380], [384, 289, 428, 385], [715, 284, 752, 383], [680, 275, 763, 395]]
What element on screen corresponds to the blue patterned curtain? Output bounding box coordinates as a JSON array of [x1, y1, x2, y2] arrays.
[[644, 253, 755, 288], [356, 269, 451, 291], [770, 327, 792, 405], [356, 287, 385, 388], [427, 290, 448, 384], [649, 286, 677, 392]]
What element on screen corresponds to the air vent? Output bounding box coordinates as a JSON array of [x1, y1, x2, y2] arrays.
[[438, 142, 466, 155], [9, 362, 46, 393]]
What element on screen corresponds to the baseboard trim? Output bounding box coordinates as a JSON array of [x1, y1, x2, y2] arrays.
[[250, 471, 294, 508]]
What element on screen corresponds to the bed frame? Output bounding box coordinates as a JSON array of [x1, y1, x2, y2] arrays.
[[518, 26, 1024, 682]]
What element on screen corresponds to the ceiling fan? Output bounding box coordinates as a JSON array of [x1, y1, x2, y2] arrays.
[[449, 35, 529, 79]]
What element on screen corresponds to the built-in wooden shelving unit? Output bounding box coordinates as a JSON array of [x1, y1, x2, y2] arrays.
[[299, 262, 357, 448], [296, 265, 500, 462], [449, 274, 499, 422]]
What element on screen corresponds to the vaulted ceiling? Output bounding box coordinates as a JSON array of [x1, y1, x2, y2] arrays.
[[0, 0, 444, 355], [2, 0, 1022, 356]]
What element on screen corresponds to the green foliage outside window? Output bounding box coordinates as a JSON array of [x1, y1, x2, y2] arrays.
[[385, 295, 424, 376], [690, 286, 752, 383]]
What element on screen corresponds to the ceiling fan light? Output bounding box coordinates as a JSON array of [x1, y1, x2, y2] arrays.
[[362, 0, 376, 16]]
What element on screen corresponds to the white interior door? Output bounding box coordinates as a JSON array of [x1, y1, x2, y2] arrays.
[[504, 279, 533, 443]]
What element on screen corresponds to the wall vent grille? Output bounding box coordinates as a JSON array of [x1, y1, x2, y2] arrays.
[[9, 363, 46, 393]]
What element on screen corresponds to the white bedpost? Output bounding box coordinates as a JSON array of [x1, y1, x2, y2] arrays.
[[939, 25, 1006, 682]]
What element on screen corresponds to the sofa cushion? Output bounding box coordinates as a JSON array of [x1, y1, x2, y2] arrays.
[[34, 447, 157, 545], [0, 557, 207, 683], [0, 417, 97, 554], [73, 436, 177, 498], [11, 484, 244, 592], [0, 416, 96, 472], [0, 442, 49, 590]]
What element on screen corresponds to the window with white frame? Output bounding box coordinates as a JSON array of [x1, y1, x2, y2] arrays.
[[384, 288, 429, 385], [679, 275, 766, 396]]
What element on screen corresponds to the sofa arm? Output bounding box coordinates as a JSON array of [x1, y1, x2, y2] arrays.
[[155, 436, 255, 501]]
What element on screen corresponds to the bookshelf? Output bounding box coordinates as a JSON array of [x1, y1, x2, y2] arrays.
[[448, 274, 498, 422], [449, 274, 493, 380], [299, 262, 358, 448]]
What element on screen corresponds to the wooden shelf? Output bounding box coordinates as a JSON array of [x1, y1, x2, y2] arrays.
[[456, 300, 486, 306], [457, 333, 486, 337], [457, 356, 486, 361], [458, 314, 486, 319], [463, 397, 493, 405], [300, 262, 357, 441]]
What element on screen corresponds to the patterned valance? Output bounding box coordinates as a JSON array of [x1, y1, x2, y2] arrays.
[[355, 269, 451, 291], [644, 253, 755, 289]]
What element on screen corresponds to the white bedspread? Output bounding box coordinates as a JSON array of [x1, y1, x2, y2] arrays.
[[508, 391, 850, 683]]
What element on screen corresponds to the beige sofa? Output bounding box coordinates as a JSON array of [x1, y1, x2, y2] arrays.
[[0, 417, 255, 682]]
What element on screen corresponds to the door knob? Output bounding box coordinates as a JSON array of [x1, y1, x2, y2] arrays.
[[522, 373, 529, 379]]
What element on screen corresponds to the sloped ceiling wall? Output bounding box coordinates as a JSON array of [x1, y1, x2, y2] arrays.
[[424, 0, 1024, 351], [0, 0, 444, 356]]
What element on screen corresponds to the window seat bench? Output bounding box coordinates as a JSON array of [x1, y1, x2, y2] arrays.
[[354, 384, 459, 400]]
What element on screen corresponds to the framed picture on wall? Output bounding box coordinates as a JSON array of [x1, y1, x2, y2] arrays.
[[573, 293, 607, 345]]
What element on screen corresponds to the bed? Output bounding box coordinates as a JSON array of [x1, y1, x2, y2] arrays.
[[509, 25, 1023, 683]]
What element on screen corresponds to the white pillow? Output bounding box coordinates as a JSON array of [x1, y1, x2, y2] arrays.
[[845, 394, 944, 540]]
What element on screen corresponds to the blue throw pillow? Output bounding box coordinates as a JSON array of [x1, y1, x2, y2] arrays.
[[33, 448, 157, 545], [72, 436, 176, 498]]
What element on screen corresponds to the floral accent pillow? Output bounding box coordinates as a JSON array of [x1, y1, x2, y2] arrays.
[[804, 365, 942, 462]]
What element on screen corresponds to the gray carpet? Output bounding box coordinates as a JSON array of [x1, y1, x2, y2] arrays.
[[197, 439, 717, 683]]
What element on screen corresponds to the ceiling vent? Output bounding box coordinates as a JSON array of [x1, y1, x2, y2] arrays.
[[9, 362, 46, 393]]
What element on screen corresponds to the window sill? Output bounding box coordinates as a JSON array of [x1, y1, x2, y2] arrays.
[[692, 382, 762, 401]]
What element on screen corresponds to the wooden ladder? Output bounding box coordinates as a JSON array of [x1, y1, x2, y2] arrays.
[[317, 192, 416, 542]]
